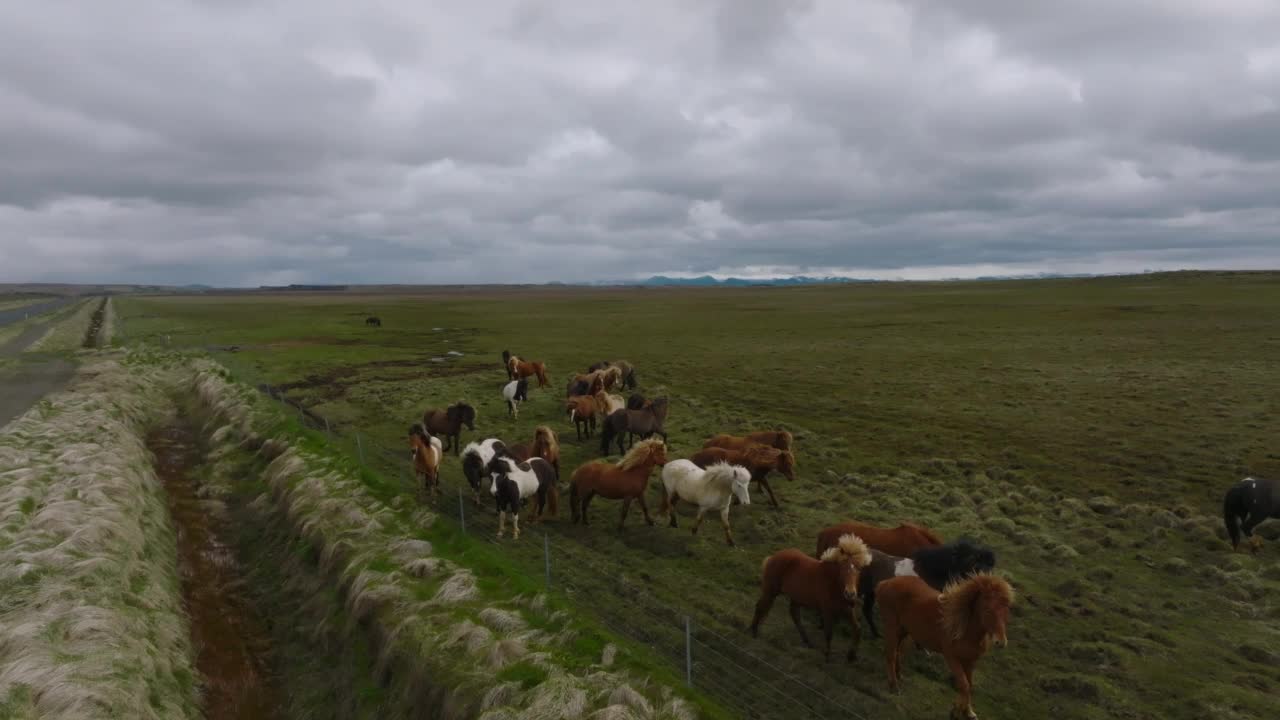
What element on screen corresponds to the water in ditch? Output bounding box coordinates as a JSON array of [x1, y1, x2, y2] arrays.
[[148, 422, 285, 720]]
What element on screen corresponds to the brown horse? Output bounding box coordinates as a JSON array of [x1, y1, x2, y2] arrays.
[[532, 425, 560, 478], [511, 357, 550, 387], [421, 402, 477, 455], [408, 424, 442, 499], [878, 573, 1015, 720], [689, 445, 795, 507], [566, 373, 605, 398], [600, 397, 669, 455], [703, 430, 793, 452], [569, 438, 668, 529], [749, 534, 872, 662], [565, 395, 597, 440], [816, 521, 943, 559]]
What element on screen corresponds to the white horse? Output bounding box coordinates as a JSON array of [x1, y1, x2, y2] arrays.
[[490, 456, 559, 539], [502, 378, 529, 419], [659, 459, 752, 545]]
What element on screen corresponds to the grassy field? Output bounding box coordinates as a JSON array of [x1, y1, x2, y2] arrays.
[[116, 272, 1280, 720]]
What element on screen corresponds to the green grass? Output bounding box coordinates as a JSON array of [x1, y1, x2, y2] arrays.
[[116, 272, 1280, 720]]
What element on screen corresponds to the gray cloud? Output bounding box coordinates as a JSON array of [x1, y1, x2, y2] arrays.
[[2, 0, 1279, 286]]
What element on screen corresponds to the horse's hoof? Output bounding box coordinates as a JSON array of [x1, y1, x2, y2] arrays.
[[1249, 536, 1264, 553]]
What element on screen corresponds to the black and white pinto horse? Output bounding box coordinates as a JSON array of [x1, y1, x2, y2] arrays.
[[460, 438, 509, 504], [855, 538, 997, 636], [1224, 476, 1280, 553], [490, 456, 558, 539], [502, 378, 529, 419]]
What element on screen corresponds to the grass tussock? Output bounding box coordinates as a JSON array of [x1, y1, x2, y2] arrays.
[[24, 299, 99, 353], [0, 353, 198, 719]]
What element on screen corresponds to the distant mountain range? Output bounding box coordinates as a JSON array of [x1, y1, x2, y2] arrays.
[[626, 275, 876, 287]]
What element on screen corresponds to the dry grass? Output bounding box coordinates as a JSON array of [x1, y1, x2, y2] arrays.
[[0, 354, 198, 719], [23, 299, 96, 353]]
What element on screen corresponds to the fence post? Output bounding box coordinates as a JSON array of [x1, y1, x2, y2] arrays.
[[685, 616, 692, 687], [543, 533, 551, 588], [458, 488, 466, 532], [356, 433, 365, 464]]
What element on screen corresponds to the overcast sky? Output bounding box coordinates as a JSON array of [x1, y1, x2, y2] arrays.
[[2, 1, 1279, 286]]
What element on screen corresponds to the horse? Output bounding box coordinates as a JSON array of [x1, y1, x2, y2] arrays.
[[502, 350, 517, 380], [659, 460, 752, 545], [749, 534, 872, 663], [408, 424, 442, 499], [421, 402, 477, 454], [1223, 475, 1280, 553], [568, 438, 668, 529], [511, 357, 550, 388], [877, 573, 1015, 720], [688, 446, 795, 507], [816, 520, 943, 559], [531, 425, 560, 479], [460, 438, 509, 504], [600, 397, 669, 455], [566, 373, 604, 398], [626, 393, 649, 410], [565, 395, 597, 440], [844, 540, 997, 639], [612, 360, 637, 390], [595, 366, 624, 391], [490, 456, 559, 539], [365, 316, 382, 327], [502, 378, 529, 419], [593, 391, 626, 419], [587, 360, 610, 373], [703, 430, 794, 453]]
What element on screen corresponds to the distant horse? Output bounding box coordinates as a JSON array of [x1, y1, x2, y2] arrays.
[[587, 360, 610, 373], [703, 430, 794, 453], [566, 373, 604, 398], [490, 456, 559, 539], [502, 350, 517, 380], [365, 316, 381, 327], [569, 438, 668, 529], [1223, 475, 1280, 553], [421, 402, 477, 454], [845, 540, 997, 639], [600, 397, 669, 455], [816, 521, 943, 559], [566, 395, 597, 440], [511, 357, 550, 388], [595, 366, 623, 391], [589, 360, 637, 390], [408, 424, 442, 499], [659, 460, 752, 545], [878, 573, 1015, 720], [460, 438, 509, 504], [502, 378, 529, 418], [688, 446, 795, 507], [749, 534, 872, 662]]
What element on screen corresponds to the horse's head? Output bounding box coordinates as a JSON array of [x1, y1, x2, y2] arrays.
[[650, 441, 669, 466], [820, 533, 872, 601], [775, 450, 797, 481], [977, 576, 1014, 648], [730, 466, 752, 506], [449, 403, 476, 430]]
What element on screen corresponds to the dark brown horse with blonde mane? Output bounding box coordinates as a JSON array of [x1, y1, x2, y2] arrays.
[[505, 425, 559, 477], [816, 520, 942, 559], [510, 356, 550, 387], [569, 438, 668, 529], [878, 573, 1015, 720], [703, 430, 794, 453], [689, 445, 796, 507], [749, 533, 872, 662]]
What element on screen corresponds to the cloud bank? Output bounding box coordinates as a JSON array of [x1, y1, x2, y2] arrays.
[[2, 0, 1279, 285]]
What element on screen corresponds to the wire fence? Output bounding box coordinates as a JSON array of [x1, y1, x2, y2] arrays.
[[244, 376, 877, 720]]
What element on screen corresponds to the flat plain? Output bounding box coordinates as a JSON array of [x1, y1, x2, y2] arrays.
[[116, 272, 1280, 720]]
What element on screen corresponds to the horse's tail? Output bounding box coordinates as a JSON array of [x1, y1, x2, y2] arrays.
[[1223, 483, 1245, 549]]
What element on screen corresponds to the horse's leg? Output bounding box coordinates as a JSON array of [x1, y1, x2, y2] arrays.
[[664, 493, 678, 527], [820, 607, 835, 661], [636, 493, 655, 526], [619, 498, 632, 530], [1242, 510, 1267, 553], [513, 511, 521, 541], [863, 585, 880, 638], [846, 602, 862, 662], [581, 491, 594, 526], [945, 654, 973, 719], [760, 476, 780, 508], [789, 600, 814, 649], [719, 506, 734, 546], [749, 591, 776, 638], [497, 511, 506, 539], [691, 507, 707, 535]]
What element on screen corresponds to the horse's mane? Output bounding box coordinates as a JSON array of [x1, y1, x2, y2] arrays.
[[617, 438, 664, 470], [533, 426, 559, 456], [940, 573, 1015, 641], [409, 423, 431, 443], [703, 461, 746, 488], [817, 533, 872, 569]]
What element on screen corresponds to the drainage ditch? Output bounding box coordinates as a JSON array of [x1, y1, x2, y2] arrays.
[[82, 297, 108, 348]]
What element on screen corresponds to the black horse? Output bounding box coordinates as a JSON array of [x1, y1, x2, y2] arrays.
[[365, 316, 381, 327], [855, 538, 997, 637], [1224, 476, 1280, 552]]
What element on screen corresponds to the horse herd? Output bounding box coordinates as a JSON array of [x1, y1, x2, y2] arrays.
[[397, 351, 1026, 719]]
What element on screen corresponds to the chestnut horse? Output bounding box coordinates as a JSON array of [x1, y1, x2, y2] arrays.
[[703, 430, 794, 453], [587, 360, 637, 390], [749, 534, 872, 662], [878, 573, 1015, 720], [408, 424, 442, 499], [565, 395, 597, 440], [511, 357, 550, 387], [421, 402, 477, 454], [532, 425, 560, 479], [569, 438, 668, 529], [816, 520, 942, 559], [566, 373, 604, 398], [689, 445, 796, 508]]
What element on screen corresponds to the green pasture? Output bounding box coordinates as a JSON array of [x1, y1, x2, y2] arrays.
[[116, 272, 1280, 720]]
